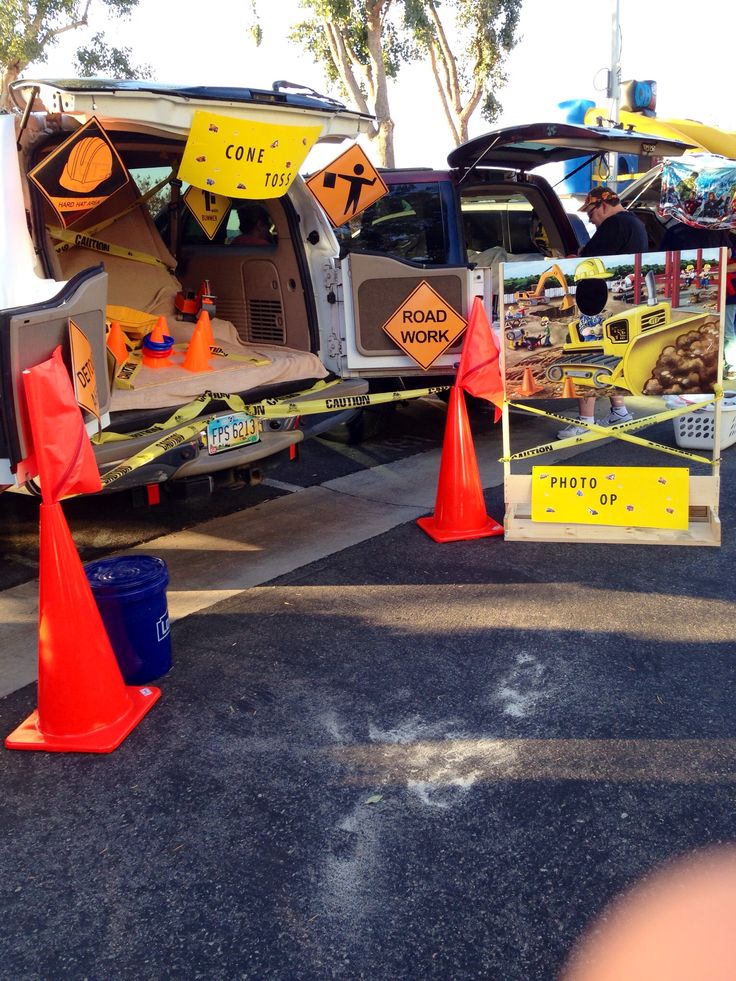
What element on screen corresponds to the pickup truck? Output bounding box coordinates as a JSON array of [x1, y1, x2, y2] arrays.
[[0, 82, 689, 498]]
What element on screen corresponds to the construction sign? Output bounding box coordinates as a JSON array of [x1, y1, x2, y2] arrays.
[[183, 186, 232, 240], [68, 319, 100, 421], [28, 118, 130, 228], [305, 143, 387, 227], [382, 281, 467, 370], [531, 465, 689, 529], [178, 111, 321, 199]]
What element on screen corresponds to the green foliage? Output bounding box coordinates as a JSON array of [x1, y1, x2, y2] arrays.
[[74, 32, 151, 78], [1, 1, 142, 74]]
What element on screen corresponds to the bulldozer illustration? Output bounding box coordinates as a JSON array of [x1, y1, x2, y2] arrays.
[[544, 261, 711, 396]]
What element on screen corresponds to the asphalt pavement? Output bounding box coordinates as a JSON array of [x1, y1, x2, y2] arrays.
[[0, 400, 735, 980]]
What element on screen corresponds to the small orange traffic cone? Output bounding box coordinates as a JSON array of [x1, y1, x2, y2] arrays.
[[417, 385, 503, 543], [182, 317, 212, 373], [196, 309, 215, 348], [5, 501, 160, 753], [106, 321, 129, 365], [149, 316, 168, 344], [562, 375, 578, 398], [518, 366, 544, 396]]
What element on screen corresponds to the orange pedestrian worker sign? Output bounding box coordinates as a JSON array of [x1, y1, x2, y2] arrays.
[[306, 144, 387, 227], [382, 282, 467, 370]]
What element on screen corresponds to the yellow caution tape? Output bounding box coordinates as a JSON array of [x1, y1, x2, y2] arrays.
[[502, 392, 722, 466], [48, 226, 176, 270], [113, 355, 142, 390], [95, 382, 450, 489]]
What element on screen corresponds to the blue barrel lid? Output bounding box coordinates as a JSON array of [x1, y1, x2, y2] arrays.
[[85, 555, 168, 596]]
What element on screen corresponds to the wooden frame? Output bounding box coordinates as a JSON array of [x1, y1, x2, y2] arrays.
[[499, 249, 726, 547]]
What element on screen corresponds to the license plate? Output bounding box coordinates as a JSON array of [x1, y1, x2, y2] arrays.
[[206, 413, 259, 455]]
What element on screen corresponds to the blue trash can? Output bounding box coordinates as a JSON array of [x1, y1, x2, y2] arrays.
[[85, 555, 172, 685]]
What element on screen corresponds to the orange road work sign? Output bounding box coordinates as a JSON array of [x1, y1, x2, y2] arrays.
[[382, 281, 467, 370], [306, 144, 387, 227]]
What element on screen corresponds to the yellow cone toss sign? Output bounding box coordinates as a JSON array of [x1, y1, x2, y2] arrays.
[[178, 112, 321, 199]]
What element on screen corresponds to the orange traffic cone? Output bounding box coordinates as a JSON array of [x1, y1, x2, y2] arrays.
[[196, 309, 215, 348], [182, 317, 212, 373], [5, 501, 160, 752], [417, 385, 503, 543], [149, 316, 168, 344], [562, 375, 578, 399], [106, 321, 129, 365], [518, 366, 544, 396]]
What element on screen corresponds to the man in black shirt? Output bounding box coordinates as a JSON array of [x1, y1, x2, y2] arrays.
[[578, 186, 648, 256]]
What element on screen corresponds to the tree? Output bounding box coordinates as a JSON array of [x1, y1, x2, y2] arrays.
[[287, 1, 414, 168], [404, 0, 522, 146], [253, 0, 521, 166], [0, 0, 148, 112]]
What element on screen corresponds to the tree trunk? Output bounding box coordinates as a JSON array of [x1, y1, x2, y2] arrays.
[[364, 0, 395, 167], [1, 61, 23, 113]]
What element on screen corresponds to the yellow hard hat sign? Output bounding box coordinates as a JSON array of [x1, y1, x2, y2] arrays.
[[382, 281, 467, 370], [68, 319, 100, 420], [178, 111, 321, 199], [28, 117, 130, 228], [182, 186, 232, 240], [305, 144, 388, 226]]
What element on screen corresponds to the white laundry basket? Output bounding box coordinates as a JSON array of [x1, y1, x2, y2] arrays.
[[671, 392, 736, 450]]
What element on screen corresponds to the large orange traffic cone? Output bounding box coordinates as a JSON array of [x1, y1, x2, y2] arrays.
[[562, 375, 578, 398], [5, 501, 161, 753], [106, 321, 129, 365], [196, 309, 215, 348], [417, 385, 503, 543], [182, 317, 212, 373], [518, 366, 544, 396]]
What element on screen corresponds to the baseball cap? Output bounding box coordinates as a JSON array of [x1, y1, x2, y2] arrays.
[[579, 186, 620, 213]]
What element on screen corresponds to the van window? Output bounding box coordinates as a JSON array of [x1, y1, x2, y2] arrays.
[[338, 182, 449, 263], [461, 191, 556, 258]]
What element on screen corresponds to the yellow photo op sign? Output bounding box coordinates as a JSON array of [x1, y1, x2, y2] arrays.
[[178, 112, 322, 199], [531, 465, 689, 530]]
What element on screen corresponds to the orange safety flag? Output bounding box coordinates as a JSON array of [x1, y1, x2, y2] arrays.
[[22, 346, 102, 503], [456, 297, 505, 422]]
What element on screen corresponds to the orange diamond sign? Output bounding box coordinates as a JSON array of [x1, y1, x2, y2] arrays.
[[382, 281, 467, 370], [306, 144, 387, 227]]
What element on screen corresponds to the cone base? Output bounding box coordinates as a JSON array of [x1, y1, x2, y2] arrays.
[[5, 685, 161, 753], [416, 514, 504, 543]]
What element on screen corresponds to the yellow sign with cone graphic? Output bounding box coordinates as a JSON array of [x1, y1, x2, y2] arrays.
[[305, 144, 388, 227], [382, 281, 467, 370], [531, 465, 689, 529], [179, 112, 321, 199]]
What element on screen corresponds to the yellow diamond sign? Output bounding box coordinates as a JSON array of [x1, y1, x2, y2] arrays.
[[381, 281, 467, 370]]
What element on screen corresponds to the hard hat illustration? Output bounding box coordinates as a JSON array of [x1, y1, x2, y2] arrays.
[[574, 257, 612, 281], [59, 136, 113, 193]]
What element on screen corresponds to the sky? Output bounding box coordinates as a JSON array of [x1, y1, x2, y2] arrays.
[[28, 0, 736, 170]]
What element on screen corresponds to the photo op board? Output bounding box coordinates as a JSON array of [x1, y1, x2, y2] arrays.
[[499, 248, 728, 547]]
